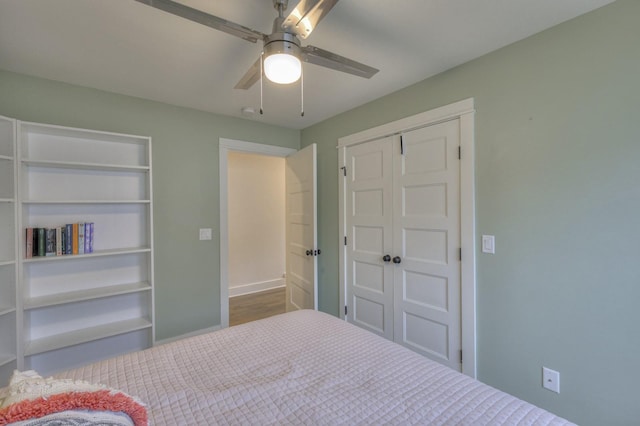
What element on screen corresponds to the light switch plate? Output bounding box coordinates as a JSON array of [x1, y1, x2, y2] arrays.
[[199, 228, 212, 241], [482, 235, 495, 254]]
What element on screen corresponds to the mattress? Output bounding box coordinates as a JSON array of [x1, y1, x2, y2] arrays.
[[56, 310, 573, 425]]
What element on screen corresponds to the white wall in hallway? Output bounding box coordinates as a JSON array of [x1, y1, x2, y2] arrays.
[[227, 151, 285, 297]]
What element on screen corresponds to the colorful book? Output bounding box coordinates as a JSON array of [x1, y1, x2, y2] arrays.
[[65, 224, 73, 255], [84, 223, 90, 253], [37, 228, 45, 257], [72, 223, 79, 255], [32, 229, 38, 257], [78, 222, 85, 254], [55, 227, 62, 256], [25, 228, 33, 259], [45, 228, 56, 256], [60, 227, 66, 255], [88, 222, 94, 253]]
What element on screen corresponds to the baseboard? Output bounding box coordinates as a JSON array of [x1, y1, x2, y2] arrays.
[[229, 278, 285, 298], [155, 325, 223, 346]]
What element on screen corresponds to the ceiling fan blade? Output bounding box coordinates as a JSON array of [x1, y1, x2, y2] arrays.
[[134, 0, 265, 43], [302, 45, 378, 79], [234, 58, 261, 90], [282, 0, 339, 39]]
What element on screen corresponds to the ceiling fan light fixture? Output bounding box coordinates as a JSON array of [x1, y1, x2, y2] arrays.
[[264, 53, 301, 84], [263, 39, 302, 84]]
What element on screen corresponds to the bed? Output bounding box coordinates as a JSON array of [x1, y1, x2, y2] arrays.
[[1, 310, 573, 425]]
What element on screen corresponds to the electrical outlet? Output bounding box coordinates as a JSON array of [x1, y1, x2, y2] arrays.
[[542, 367, 560, 393]]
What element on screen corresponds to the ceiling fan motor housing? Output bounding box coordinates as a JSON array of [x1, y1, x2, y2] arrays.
[[264, 31, 301, 59]]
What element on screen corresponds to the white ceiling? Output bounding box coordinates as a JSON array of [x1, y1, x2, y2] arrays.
[[0, 0, 614, 130]]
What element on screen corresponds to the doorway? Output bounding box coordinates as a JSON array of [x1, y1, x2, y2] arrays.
[[219, 139, 296, 328], [226, 150, 286, 326]]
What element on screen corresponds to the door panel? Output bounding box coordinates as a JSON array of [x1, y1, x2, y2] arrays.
[[285, 144, 317, 311], [345, 136, 394, 339], [345, 120, 461, 370], [393, 120, 461, 370]]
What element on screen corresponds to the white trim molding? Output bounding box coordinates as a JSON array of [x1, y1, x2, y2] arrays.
[[338, 98, 475, 148], [219, 138, 296, 328], [337, 98, 477, 378], [229, 278, 285, 298]]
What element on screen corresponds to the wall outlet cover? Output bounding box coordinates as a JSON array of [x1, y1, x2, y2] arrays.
[[542, 367, 560, 393]]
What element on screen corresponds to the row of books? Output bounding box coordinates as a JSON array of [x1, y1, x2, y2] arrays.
[[25, 223, 95, 258]]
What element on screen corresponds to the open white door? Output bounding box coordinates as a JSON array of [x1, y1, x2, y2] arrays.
[[285, 144, 317, 311]]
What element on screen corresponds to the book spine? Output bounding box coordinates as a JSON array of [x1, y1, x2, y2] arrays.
[[84, 223, 90, 254], [88, 222, 94, 253], [78, 222, 85, 255], [37, 228, 45, 257], [65, 224, 73, 255], [25, 228, 33, 259], [56, 227, 63, 256], [32, 228, 38, 257], [45, 228, 56, 256], [72, 223, 79, 255], [60, 227, 66, 255]]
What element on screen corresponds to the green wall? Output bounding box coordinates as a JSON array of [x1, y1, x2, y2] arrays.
[[302, 1, 639, 425], [2, 0, 639, 423], [0, 70, 300, 340]]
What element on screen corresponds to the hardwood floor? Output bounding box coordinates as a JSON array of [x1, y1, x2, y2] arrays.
[[229, 287, 286, 326]]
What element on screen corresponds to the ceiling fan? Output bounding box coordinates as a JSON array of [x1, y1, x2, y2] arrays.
[[134, 0, 379, 90]]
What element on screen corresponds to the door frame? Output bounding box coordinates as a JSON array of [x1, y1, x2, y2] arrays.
[[337, 98, 477, 377], [219, 138, 296, 328]]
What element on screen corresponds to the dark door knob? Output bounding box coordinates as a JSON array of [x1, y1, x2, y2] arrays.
[[382, 254, 391, 262], [306, 250, 312, 256], [392, 256, 402, 264]]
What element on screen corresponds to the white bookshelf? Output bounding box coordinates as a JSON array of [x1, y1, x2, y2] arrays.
[[0, 115, 18, 386], [17, 121, 155, 376]]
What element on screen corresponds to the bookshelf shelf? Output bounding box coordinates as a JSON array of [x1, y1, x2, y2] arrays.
[[0, 355, 17, 368], [23, 247, 151, 263], [23, 200, 151, 205], [0, 260, 15, 267], [0, 155, 12, 161], [25, 281, 151, 310], [16, 121, 154, 375], [0, 306, 16, 317], [25, 317, 153, 356], [22, 159, 150, 172], [0, 198, 13, 203]]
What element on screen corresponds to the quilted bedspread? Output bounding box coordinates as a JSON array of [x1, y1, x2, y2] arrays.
[[57, 310, 574, 425]]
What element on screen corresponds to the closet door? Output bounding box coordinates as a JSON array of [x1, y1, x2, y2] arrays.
[[345, 136, 394, 339], [393, 120, 461, 370], [344, 119, 462, 371]]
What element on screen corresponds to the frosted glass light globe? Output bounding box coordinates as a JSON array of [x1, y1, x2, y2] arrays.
[[264, 53, 302, 84]]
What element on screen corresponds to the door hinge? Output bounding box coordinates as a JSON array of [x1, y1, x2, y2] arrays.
[[344, 236, 347, 246], [459, 349, 463, 364], [341, 166, 347, 176], [400, 135, 404, 155], [458, 146, 461, 159], [344, 305, 348, 316], [459, 247, 462, 261]]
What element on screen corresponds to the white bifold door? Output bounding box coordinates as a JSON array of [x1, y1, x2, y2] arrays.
[[345, 119, 462, 370], [285, 144, 318, 311]]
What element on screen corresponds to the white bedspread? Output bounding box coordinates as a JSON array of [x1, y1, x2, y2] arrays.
[[57, 310, 573, 425]]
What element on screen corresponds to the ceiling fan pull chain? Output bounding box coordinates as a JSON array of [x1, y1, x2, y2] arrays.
[[301, 65, 304, 117], [260, 51, 264, 115]]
